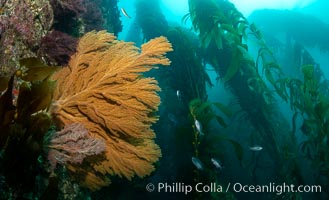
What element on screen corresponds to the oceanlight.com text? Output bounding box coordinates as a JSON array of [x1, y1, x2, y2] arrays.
[[232, 182, 322, 195], [145, 182, 322, 195]]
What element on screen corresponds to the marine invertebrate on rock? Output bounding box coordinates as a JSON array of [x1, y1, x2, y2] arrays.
[[46, 123, 106, 171], [0, 0, 53, 76], [38, 30, 78, 66], [50, 0, 86, 35], [51, 30, 172, 190], [81, 0, 104, 32], [5, 0, 53, 46]]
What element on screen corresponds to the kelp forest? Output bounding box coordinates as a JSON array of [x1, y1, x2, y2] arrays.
[[0, 0, 328, 199]]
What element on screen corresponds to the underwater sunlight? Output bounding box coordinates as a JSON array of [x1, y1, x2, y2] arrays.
[[161, 0, 316, 17]]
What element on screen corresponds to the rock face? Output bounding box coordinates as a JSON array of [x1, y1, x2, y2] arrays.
[[0, 0, 54, 76]]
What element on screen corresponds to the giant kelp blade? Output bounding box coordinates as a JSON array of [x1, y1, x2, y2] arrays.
[[314, 99, 329, 121], [19, 58, 58, 82], [201, 32, 213, 49], [0, 75, 15, 122], [16, 79, 55, 120], [302, 64, 314, 80], [0, 75, 15, 148], [0, 76, 10, 92], [182, 13, 190, 24], [227, 138, 244, 165], [19, 57, 46, 69], [23, 67, 58, 82], [215, 115, 227, 128], [16, 82, 34, 121], [26, 112, 52, 147], [274, 78, 289, 102], [291, 111, 299, 135], [223, 46, 242, 82], [189, 99, 211, 113], [210, 135, 244, 165], [28, 79, 55, 113], [213, 102, 233, 118]]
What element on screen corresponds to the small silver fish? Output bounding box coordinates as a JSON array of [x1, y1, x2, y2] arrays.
[[192, 157, 203, 170], [176, 90, 181, 101], [249, 145, 263, 151], [211, 158, 223, 170], [195, 119, 204, 136], [120, 8, 131, 18]]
